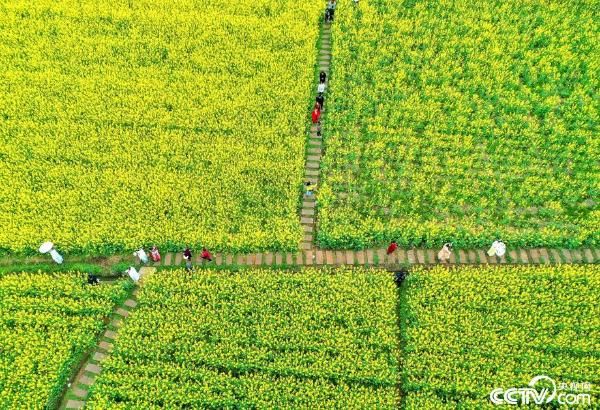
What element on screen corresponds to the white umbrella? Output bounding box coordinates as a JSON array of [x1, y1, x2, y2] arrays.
[[39, 242, 54, 254]]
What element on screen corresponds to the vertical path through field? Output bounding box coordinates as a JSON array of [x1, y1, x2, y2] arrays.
[[300, 11, 332, 254], [60, 267, 155, 410]]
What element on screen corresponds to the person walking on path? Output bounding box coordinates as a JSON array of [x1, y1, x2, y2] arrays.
[[305, 181, 316, 197], [437, 243, 453, 263], [201, 247, 213, 262], [316, 121, 322, 137], [134, 247, 148, 264], [487, 240, 506, 257], [318, 82, 326, 94], [326, 0, 336, 22], [39, 242, 64, 264], [311, 104, 321, 124], [386, 241, 398, 255], [150, 245, 161, 263], [126, 266, 140, 283], [316, 93, 324, 110], [183, 247, 193, 271], [320, 71, 327, 84], [87, 273, 100, 285]]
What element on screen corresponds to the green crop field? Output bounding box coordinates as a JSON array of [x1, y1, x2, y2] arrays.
[[319, 0, 599, 250], [0, 0, 323, 256], [0, 271, 130, 409], [400, 265, 600, 408], [86, 268, 400, 408]]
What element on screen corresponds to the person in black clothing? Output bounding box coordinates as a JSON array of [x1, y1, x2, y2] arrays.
[[316, 93, 324, 110], [320, 71, 327, 84], [326, 0, 336, 22], [87, 273, 100, 285], [183, 247, 193, 271]]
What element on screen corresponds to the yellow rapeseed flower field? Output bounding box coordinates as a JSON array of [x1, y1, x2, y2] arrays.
[[0, 271, 130, 409], [319, 0, 599, 249], [0, 0, 323, 255], [86, 268, 401, 408], [400, 265, 600, 408]]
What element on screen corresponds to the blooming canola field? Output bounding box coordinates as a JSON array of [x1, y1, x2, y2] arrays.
[[0, 271, 130, 409], [0, 0, 323, 255], [319, 0, 599, 249], [86, 268, 401, 408], [400, 265, 600, 408]]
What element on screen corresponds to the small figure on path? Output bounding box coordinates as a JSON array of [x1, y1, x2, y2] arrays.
[[316, 121, 322, 137], [386, 241, 398, 255], [201, 247, 213, 262], [311, 104, 321, 124], [326, 0, 336, 22], [318, 82, 326, 94], [150, 245, 161, 263], [183, 247, 193, 271], [316, 93, 324, 110], [39, 241, 64, 264], [487, 240, 506, 257], [320, 71, 327, 84], [50, 247, 64, 264], [133, 247, 148, 264], [87, 273, 100, 285], [126, 266, 140, 283], [305, 181, 316, 197], [437, 243, 453, 263]]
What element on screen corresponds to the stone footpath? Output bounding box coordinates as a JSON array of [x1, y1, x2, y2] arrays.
[[61, 267, 155, 410], [300, 19, 331, 252], [148, 247, 599, 269]]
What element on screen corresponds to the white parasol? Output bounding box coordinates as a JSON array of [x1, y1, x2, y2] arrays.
[[39, 242, 54, 254]]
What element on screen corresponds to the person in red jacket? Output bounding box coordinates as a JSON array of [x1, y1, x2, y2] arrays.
[[311, 103, 321, 124], [150, 245, 161, 263], [386, 241, 398, 255], [201, 247, 212, 262]]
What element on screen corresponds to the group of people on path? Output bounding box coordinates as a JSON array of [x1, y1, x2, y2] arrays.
[[311, 71, 327, 125], [307, 70, 328, 198], [386, 240, 507, 263], [127, 245, 213, 282], [133, 246, 213, 266]]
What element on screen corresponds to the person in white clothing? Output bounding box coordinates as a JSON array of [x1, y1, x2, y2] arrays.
[[39, 242, 64, 264], [126, 266, 140, 282], [49, 248, 64, 264], [317, 82, 326, 94], [133, 248, 148, 264], [437, 243, 453, 263], [487, 240, 506, 257]]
